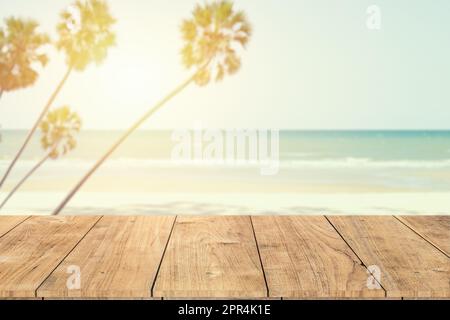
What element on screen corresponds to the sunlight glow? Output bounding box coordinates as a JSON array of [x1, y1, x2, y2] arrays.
[[100, 59, 166, 107]]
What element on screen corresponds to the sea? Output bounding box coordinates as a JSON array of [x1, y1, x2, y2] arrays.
[[0, 130, 449, 215]]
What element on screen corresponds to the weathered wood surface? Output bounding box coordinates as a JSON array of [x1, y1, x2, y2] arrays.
[[38, 216, 175, 298], [327, 216, 450, 298], [153, 216, 267, 298], [0, 216, 28, 238], [0, 216, 99, 298], [0, 215, 448, 299], [397, 216, 450, 257], [252, 216, 385, 298]]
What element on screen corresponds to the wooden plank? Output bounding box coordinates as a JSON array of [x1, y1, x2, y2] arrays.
[[38, 216, 175, 298], [252, 216, 385, 298], [0, 216, 99, 298], [153, 216, 267, 298], [397, 216, 450, 257], [327, 216, 450, 298], [0, 216, 29, 238], [42, 297, 160, 300]]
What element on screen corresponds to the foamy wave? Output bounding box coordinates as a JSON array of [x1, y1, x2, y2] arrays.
[[287, 158, 450, 169], [1, 157, 450, 170]]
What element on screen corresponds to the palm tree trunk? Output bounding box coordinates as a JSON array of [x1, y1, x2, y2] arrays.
[[0, 66, 72, 190], [52, 73, 197, 215], [0, 150, 52, 210]]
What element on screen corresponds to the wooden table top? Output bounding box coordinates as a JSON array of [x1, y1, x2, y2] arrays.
[[0, 215, 448, 299]]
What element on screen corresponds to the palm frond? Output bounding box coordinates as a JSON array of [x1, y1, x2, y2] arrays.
[[56, 0, 116, 71], [0, 17, 50, 93], [39, 106, 82, 159], [180, 0, 251, 86]]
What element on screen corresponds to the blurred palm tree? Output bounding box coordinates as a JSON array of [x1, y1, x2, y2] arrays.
[[57, 0, 116, 71], [53, 0, 251, 215], [0, 0, 115, 190], [0, 17, 50, 101], [181, 1, 251, 86], [0, 106, 81, 210]]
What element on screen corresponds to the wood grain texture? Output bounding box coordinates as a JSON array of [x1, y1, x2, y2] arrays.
[[328, 216, 450, 298], [0, 216, 99, 298], [0, 216, 28, 238], [397, 216, 450, 257], [153, 216, 267, 298], [252, 216, 385, 298], [38, 216, 175, 298], [0, 216, 447, 299]]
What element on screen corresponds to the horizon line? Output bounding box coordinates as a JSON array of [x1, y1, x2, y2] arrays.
[[2, 128, 450, 132]]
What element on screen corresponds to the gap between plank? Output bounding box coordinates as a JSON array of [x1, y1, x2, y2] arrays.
[[0, 216, 32, 240], [324, 216, 387, 297], [393, 216, 450, 259], [150, 215, 178, 298], [34, 215, 104, 298], [249, 216, 270, 298]]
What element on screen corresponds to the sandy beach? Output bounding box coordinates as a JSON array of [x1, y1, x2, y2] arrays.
[[1, 130, 449, 215], [2, 191, 449, 215]]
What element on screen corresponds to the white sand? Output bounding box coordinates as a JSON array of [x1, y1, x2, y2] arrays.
[[1, 191, 449, 215]]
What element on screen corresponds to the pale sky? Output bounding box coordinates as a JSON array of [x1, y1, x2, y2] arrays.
[[0, 0, 449, 130]]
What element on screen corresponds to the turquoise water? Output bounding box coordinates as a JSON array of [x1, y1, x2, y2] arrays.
[[1, 130, 449, 214], [1, 130, 450, 163], [2, 129, 450, 191], [281, 130, 450, 161]]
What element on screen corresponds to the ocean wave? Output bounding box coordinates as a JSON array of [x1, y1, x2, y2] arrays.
[[1, 157, 450, 170], [287, 158, 450, 169]]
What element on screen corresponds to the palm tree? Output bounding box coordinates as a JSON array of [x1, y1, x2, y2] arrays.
[[0, 0, 115, 190], [0, 17, 50, 100], [52, 0, 252, 215], [0, 106, 81, 210]]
